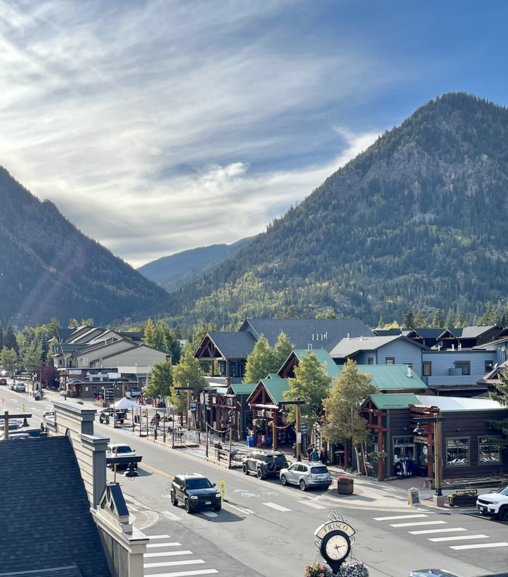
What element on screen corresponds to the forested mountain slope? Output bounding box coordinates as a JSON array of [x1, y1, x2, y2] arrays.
[[138, 236, 255, 292], [0, 168, 172, 327], [168, 93, 508, 327]]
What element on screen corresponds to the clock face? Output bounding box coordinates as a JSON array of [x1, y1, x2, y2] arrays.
[[322, 531, 350, 562]]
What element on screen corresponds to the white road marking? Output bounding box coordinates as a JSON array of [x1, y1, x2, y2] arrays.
[[263, 502, 292, 512], [227, 503, 254, 515], [410, 528, 467, 535], [145, 560, 206, 568], [390, 521, 447, 528], [146, 570, 218, 577], [298, 500, 326, 510], [450, 542, 508, 550], [145, 551, 193, 558], [149, 535, 172, 540], [147, 542, 181, 548], [429, 534, 489, 542], [374, 514, 428, 521], [161, 510, 182, 521]]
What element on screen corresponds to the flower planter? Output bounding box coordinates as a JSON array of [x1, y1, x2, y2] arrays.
[[447, 490, 477, 507], [337, 477, 354, 495]]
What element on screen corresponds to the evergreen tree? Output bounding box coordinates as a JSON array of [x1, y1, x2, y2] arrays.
[[143, 319, 157, 348], [284, 351, 332, 431], [4, 326, 17, 351], [272, 332, 294, 374], [0, 322, 3, 350], [243, 335, 275, 383], [414, 311, 427, 328], [432, 309, 445, 327], [489, 369, 508, 440], [402, 311, 415, 330]]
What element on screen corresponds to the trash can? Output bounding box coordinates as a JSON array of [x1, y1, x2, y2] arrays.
[[407, 487, 420, 505], [337, 476, 354, 495], [248, 435, 255, 447]]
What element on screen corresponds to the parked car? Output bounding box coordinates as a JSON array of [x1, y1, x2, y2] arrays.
[[242, 449, 288, 479], [13, 382, 26, 393], [409, 571, 461, 577], [99, 408, 126, 424], [476, 486, 508, 521], [127, 389, 142, 398], [0, 378, 7, 385], [106, 443, 136, 459], [170, 473, 221, 513], [279, 462, 332, 491]]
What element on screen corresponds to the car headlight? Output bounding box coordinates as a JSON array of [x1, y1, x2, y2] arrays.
[[190, 495, 198, 500], [215, 493, 222, 498]]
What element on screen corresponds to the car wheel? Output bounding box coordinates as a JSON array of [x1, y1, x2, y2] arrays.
[[243, 464, 249, 475], [171, 491, 178, 507], [498, 506, 508, 522], [281, 475, 288, 486], [185, 500, 193, 514], [299, 479, 307, 491], [213, 504, 222, 512], [257, 467, 264, 480]]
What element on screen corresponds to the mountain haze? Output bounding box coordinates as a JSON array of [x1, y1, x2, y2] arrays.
[[138, 237, 255, 292], [0, 168, 172, 327], [168, 93, 508, 326]]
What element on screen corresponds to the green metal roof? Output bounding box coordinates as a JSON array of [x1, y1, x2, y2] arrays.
[[291, 349, 341, 377], [333, 364, 427, 391], [258, 375, 289, 404], [229, 382, 257, 396], [369, 393, 421, 410]]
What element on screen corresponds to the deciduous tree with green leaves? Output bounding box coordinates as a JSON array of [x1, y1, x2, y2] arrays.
[[144, 359, 173, 400], [272, 332, 294, 373], [171, 344, 207, 411], [283, 351, 332, 431], [0, 347, 18, 375], [323, 359, 378, 471], [490, 369, 508, 440]]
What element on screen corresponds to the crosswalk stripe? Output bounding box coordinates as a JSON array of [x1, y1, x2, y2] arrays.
[[429, 534, 488, 542], [145, 560, 206, 569], [161, 510, 182, 521], [227, 503, 254, 515], [148, 542, 181, 548], [450, 542, 508, 550], [410, 528, 467, 535], [263, 502, 292, 512], [145, 570, 218, 576], [145, 551, 193, 558], [298, 500, 326, 510], [374, 514, 428, 521], [391, 521, 447, 528]]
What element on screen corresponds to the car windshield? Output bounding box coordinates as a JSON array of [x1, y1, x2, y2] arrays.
[[310, 466, 329, 474], [115, 446, 134, 454], [499, 487, 508, 496], [186, 478, 213, 490]]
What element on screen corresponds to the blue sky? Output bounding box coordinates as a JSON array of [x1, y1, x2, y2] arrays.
[[1, 1, 507, 267]]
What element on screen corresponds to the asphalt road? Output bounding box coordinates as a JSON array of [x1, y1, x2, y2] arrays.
[[2, 387, 508, 577]]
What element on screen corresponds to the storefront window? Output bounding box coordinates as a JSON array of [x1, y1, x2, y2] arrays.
[[446, 437, 470, 466], [393, 436, 415, 461], [478, 437, 501, 464]]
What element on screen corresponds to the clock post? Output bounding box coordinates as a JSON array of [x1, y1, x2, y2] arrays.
[[314, 515, 356, 575]]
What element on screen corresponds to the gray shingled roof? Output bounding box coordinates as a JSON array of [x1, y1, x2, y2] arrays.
[[0, 436, 111, 577], [207, 331, 257, 358], [240, 318, 373, 352]]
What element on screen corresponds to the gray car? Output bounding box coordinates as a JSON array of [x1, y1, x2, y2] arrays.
[[279, 462, 332, 491]]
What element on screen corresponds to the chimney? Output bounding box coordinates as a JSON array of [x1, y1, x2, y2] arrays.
[[406, 366, 413, 378]]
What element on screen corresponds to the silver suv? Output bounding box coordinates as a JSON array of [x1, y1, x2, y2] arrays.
[[279, 462, 332, 491], [243, 450, 288, 479]]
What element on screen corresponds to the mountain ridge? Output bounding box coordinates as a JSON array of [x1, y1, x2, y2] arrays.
[[0, 167, 173, 327], [166, 92, 508, 326]]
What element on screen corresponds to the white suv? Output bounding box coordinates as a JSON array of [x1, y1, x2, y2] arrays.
[[476, 486, 508, 521], [106, 443, 136, 458]]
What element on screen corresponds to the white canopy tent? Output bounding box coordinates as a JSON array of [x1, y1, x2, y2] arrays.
[[113, 397, 139, 410]]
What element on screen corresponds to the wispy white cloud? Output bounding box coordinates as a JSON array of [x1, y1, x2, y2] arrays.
[[3, 0, 502, 267]]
